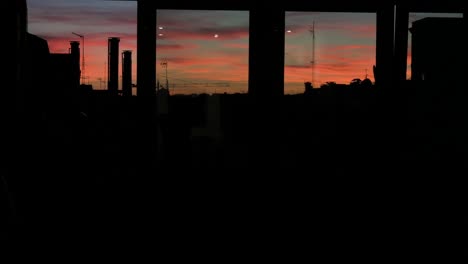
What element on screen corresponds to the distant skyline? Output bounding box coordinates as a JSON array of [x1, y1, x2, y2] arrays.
[[27, 0, 462, 94]]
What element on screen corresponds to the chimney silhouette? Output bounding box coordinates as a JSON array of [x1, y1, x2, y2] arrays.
[[70, 41, 81, 88], [122, 50, 132, 97], [108, 37, 120, 94]]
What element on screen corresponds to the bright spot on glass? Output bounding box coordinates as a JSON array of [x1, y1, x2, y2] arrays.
[[214, 34, 219, 38]]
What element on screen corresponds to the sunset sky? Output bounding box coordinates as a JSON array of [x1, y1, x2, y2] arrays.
[[27, 0, 462, 94]]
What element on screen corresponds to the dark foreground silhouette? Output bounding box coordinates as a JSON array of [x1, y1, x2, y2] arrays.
[[7, 0, 465, 258]]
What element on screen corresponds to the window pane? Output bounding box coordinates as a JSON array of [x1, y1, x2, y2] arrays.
[[156, 10, 249, 95], [285, 12, 376, 93]]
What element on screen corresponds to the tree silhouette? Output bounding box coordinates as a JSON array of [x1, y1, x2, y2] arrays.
[[320, 81, 337, 89], [350, 78, 362, 88]]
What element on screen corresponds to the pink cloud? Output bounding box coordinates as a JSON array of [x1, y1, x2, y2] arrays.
[[162, 56, 246, 69], [157, 43, 199, 51], [287, 23, 376, 38], [29, 6, 137, 27], [322, 44, 375, 53], [157, 27, 248, 41], [223, 43, 249, 49]]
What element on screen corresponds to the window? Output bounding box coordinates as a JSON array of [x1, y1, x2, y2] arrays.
[[156, 10, 249, 95], [285, 12, 376, 93]]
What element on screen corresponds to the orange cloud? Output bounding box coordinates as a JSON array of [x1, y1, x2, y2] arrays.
[[157, 44, 198, 50]]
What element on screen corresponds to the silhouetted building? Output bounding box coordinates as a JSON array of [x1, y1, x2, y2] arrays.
[[70, 41, 81, 85], [108, 37, 120, 95], [304, 82, 313, 95], [16, 1, 80, 117], [49, 41, 81, 104], [410, 17, 463, 83], [24, 33, 50, 114], [122, 50, 132, 97]]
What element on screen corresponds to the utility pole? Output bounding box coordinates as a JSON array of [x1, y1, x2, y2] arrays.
[[72, 32, 85, 84]]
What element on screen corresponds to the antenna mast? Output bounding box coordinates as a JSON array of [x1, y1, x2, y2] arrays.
[[160, 59, 169, 93], [309, 22, 316, 87]]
